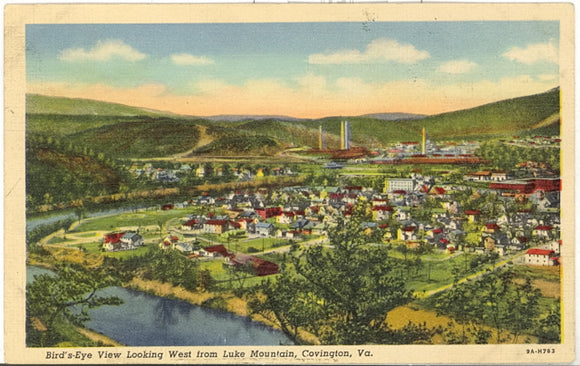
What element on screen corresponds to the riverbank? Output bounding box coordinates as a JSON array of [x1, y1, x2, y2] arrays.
[[124, 277, 319, 345], [76, 328, 124, 347]]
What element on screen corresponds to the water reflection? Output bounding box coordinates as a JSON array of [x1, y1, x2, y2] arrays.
[[27, 266, 292, 346]]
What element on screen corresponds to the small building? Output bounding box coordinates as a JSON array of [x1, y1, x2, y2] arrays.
[[204, 245, 231, 258], [255, 222, 275, 237], [524, 248, 558, 266], [228, 254, 279, 276], [203, 220, 230, 234], [104, 231, 144, 252]]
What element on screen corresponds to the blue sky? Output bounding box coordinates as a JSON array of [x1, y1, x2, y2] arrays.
[[26, 21, 559, 117]]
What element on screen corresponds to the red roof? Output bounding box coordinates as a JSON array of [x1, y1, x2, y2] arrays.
[[464, 210, 481, 215], [373, 206, 394, 212], [205, 220, 228, 226], [329, 193, 346, 199], [432, 228, 443, 234], [535, 225, 553, 231], [526, 248, 555, 256], [403, 226, 416, 232], [433, 187, 446, 195], [485, 223, 500, 230], [205, 245, 230, 257], [440, 238, 449, 244], [104, 232, 125, 244], [393, 190, 407, 195]]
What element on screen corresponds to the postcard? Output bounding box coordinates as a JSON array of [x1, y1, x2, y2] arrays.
[[4, 2, 575, 364]]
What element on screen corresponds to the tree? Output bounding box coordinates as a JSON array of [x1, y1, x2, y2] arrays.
[[26, 264, 123, 346], [74, 205, 87, 224], [251, 201, 418, 344], [433, 268, 542, 344], [536, 303, 561, 343]]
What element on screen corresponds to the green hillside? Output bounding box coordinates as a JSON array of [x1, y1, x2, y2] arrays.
[[193, 135, 282, 156], [27, 94, 178, 117], [307, 87, 560, 145], [68, 119, 203, 158], [25, 87, 560, 159], [26, 144, 129, 208], [406, 87, 560, 139]]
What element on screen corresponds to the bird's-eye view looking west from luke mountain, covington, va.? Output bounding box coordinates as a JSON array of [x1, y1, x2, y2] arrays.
[[25, 22, 564, 349]]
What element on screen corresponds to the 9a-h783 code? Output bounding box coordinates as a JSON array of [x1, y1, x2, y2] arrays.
[[526, 348, 556, 354]]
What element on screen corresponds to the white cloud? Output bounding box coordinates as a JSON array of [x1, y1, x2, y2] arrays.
[[308, 38, 430, 65], [59, 39, 146, 62], [27, 72, 557, 119], [503, 42, 558, 65], [171, 53, 214, 66], [438, 60, 477, 74]]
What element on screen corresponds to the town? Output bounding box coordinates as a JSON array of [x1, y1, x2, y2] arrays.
[[27, 122, 563, 347]]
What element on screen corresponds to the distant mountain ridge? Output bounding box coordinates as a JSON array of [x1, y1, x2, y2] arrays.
[[26, 87, 560, 159], [360, 113, 427, 121]]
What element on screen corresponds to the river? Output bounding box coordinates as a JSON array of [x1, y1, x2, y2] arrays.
[[26, 205, 153, 233], [27, 266, 292, 346]]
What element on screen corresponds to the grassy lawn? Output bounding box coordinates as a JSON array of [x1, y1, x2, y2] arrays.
[[75, 232, 102, 238], [232, 237, 290, 253], [199, 259, 278, 289], [72, 208, 191, 233], [75, 242, 156, 259], [200, 259, 229, 281], [404, 253, 474, 293], [47, 236, 75, 244]]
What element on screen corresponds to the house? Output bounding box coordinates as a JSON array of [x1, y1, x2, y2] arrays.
[[372, 205, 393, 221], [490, 171, 509, 181], [398, 225, 417, 241], [483, 223, 501, 233], [175, 242, 194, 253], [182, 219, 201, 231], [277, 212, 296, 224], [102, 232, 125, 251], [103, 231, 143, 251], [290, 219, 311, 232], [429, 187, 447, 197], [159, 235, 179, 250], [204, 245, 231, 258], [285, 230, 301, 239], [464, 171, 492, 182], [524, 248, 558, 266], [203, 220, 229, 234], [464, 210, 482, 223], [533, 225, 553, 240], [228, 254, 279, 276], [255, 206, 282, 219], [117, 232, 143, 250], [255, 222, 275, 237]]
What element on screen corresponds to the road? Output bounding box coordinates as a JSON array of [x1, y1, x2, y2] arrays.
[[419, 251, 526, 298]]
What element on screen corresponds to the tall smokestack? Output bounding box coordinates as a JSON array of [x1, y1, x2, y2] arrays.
[[345, 121, 350, 150], [422, 127, 426, 155], [319, 125, 323, 150], [340, 121, 345, 150]]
